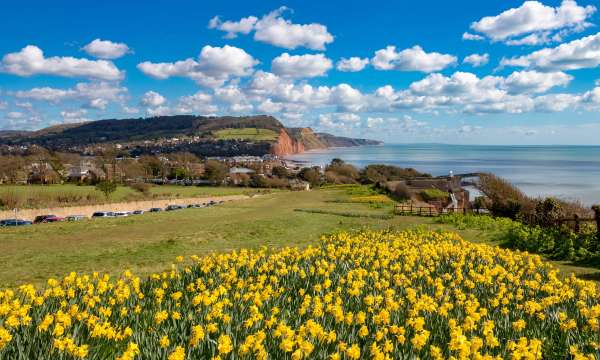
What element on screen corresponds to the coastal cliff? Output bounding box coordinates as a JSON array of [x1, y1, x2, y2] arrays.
[[271, 127, 382, 156], [0, 115, 382, 157], [271, 129, 305, 156]]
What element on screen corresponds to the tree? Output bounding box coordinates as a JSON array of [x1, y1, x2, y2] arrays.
[[96, 181, 117, 199], [299, 167, 322, 187], [272, 166, 288, 178], [203, 160, 228, 184]]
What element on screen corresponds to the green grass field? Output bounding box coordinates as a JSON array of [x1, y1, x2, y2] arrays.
[[0, 186, 597, 287], [212, 127, 279, 141], [0, 184, 263, 210]]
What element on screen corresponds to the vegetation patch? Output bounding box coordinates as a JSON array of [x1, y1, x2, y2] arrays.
[[212, 128, 279, 141], [1, 230, 598, 359], [420, 188, 449, 201]]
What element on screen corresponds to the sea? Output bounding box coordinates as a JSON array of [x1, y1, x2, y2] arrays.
[[287, 144, 600, 206]]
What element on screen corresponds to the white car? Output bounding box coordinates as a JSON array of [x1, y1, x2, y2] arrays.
[[114, 211, 131, 217]]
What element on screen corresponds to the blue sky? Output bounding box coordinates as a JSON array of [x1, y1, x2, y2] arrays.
[[1, 0, 600, 144]]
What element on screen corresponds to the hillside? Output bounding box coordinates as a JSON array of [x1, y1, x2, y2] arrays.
[[0, 115, 381, 156]]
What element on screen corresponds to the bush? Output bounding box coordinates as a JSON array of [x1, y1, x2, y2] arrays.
[[360, 164, 431, 184], [437, 213, 599, 262], [392, 183, 411, 201], [129, 182, 152, 195], [420, 188, 448, 201]]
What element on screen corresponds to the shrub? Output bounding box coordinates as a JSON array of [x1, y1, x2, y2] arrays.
[[360, 164, 431, 184], [95, 181, 117, 199], [392, 183, 411, 201], [129, 182, 152, 195]]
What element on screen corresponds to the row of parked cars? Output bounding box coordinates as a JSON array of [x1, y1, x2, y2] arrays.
[[0, 200, 224, 227]]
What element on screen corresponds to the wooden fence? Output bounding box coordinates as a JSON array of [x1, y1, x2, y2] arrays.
[[394, 203, 600, 241], [393, 203, 471, 217]]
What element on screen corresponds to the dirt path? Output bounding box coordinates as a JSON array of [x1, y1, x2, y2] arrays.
[[0, 195, 251, 221]]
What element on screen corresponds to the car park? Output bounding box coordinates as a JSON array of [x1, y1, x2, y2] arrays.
[[0, 219, 32, 227], [91, 211, 115, 218], [65, 215, 86, 221]]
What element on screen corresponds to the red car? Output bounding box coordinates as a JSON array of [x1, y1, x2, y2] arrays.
[[33, 215, 65, 224], [42, 216, 65, 223]]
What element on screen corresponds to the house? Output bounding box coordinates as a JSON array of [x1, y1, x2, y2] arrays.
[[65, 159, 106, 183], [228, 167, 256, 185]]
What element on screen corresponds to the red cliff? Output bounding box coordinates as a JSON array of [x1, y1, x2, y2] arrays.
[[271, 128, 305, 156]]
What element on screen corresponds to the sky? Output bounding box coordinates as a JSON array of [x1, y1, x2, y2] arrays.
[[1, 0, 600, 145]]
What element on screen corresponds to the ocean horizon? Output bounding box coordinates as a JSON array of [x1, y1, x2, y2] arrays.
[[287, 143, 600, 206]]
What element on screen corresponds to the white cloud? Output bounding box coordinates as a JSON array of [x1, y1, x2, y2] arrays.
[[14, 82, 127, 104], [15, 101, 33, 111], [175, 91, 218, 115], [462, 32, 484, 41], [469, 0, 596, 44], [86, 98, 108, 110], [336, 113, 361, 122], [1, 45, 123, 80], [366, 117, 384, 128], [122, 106, 139, 114], [371, 45, 457, 72], [534, 93, 580, 111], [146, 106, 171, 117], [271, 53, 332, 78], [82, 39, 130, 59], [208, 15, 258, 38], [140, 90, 166, 107], [336, 57, 369, 72], [215, 7, 334, 50], [60, 109, 90, 123], [6, 111, 25, 119], [0, 100, 7, 110], [137, 45, 258, 87], [503, 70, 572, 94], [463, 53, 489, 67], [500, 32, 600, 71]]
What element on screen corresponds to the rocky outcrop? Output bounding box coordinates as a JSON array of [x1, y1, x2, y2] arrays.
[[271, 129, 305, 156], [274, 127, 383, 155]]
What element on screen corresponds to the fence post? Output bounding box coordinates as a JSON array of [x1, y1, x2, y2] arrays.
[[573, 214, 580, 234], [593, 205, 600, 243]]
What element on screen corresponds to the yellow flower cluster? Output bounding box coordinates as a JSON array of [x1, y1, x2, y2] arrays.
[[0, 230, 599, 359]]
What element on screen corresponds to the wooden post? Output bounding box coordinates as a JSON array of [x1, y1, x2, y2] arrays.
[[593, 205, 600, 243], [573, 214, 580, 234]]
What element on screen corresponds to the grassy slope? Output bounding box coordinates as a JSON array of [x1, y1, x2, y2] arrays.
[[0, 184, 260, 210], [0, 187, 597, 287], [212, 128, 279, 141]]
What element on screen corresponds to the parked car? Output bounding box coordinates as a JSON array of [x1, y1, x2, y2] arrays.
[[132, 210, 145, 215], [33, 214, 57, 224], [41, 216, 65, 223], [65, 215, 86, 221], [187, 204, 204, 208], [114, 211, 131, 217], [149, 208, 163, 213], [0, 219, 32, 227], [165, 205, 183, 211], [91, 211, 115, 218]]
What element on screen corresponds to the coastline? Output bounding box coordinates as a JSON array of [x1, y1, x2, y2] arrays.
[[283, 143, 600, 206]]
